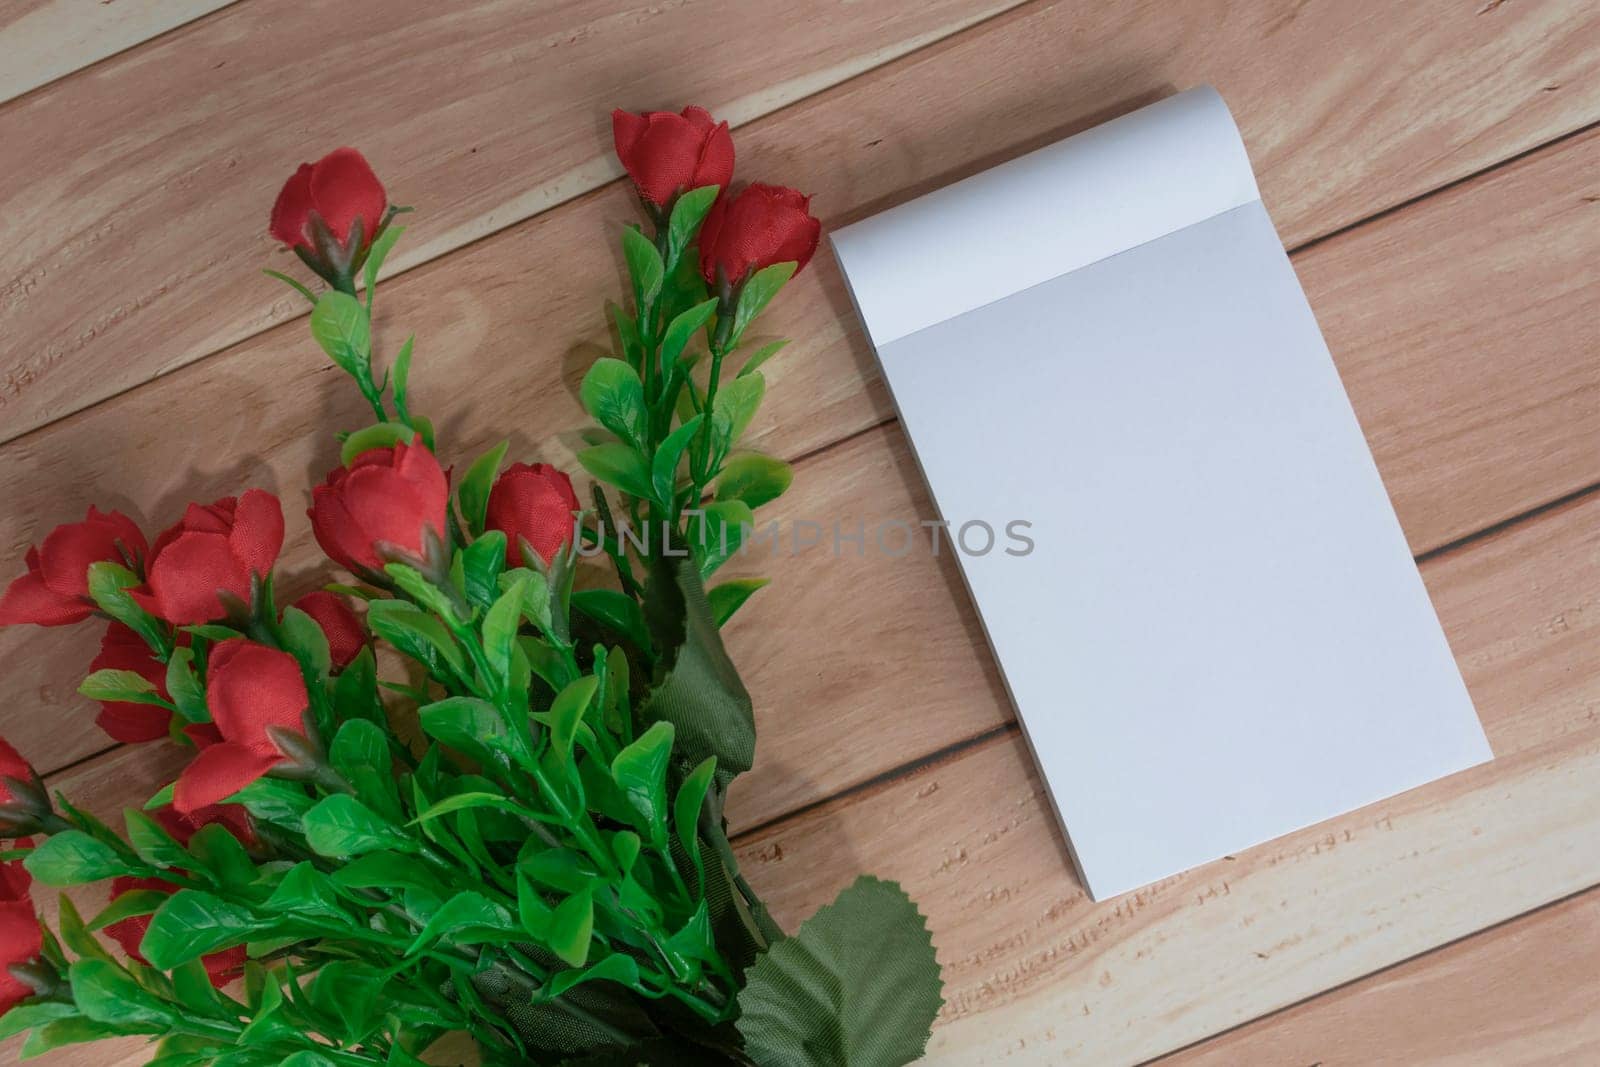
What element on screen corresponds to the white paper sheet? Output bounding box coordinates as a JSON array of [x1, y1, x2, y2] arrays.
[[830, 87, 1492, 901]]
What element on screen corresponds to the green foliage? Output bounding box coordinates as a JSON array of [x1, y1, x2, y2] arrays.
[[736, 877, 944, 1066], [310, 290, 371, 378]]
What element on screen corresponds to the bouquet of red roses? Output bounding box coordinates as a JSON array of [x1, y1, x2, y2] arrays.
[[0, 107, 942, 1065]]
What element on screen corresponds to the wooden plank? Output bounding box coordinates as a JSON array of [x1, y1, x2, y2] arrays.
[[0, 0, 240, 106], [3, 0, 1596, 443], [3, 110, 1595, 801], [12, 482, 1600, 1064], [0, 0, 1027, 443], [1159, 887, 1600, 1065], [730, 489, 1600, 1064]]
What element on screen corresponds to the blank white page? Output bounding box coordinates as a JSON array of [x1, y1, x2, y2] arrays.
[[830, 88, 1492, 901]]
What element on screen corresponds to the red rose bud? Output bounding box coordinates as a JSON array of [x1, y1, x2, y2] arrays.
[[173, 639, 309, 815], [151, 802, 257, 851], [269, 147, 388, 289], [0, 740, 49, 838], [292, 591, 367, 670], [0, 856, 40, 1015], [0, 508, 146, 627], [485, 463, 579, 568], [612, 106, 735, 208], [699, 182, 821, 287], [310, 438, 449, 575], [90, 623, 175, 743], [105, 876, 245, 987], [132, 490, 284, 626]]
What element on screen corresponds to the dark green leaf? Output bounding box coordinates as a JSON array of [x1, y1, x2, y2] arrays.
[[0, 1001, 75, 1041], [735, 876, 943, 1067], [716, 453, 793, 509], [546, 888, 594, 968], [228, 778, 315, 828], [264, 863, 349, 922], [571, 589, 651, 653], [332, 852, 443, 894], [707, 577, 769, 627], [462, 532, 508, 607], [68, 959, 173, 1030], [458, 439, 510, 536], [278, 604, 333, 681], [405, 891, 517, 953], [659, 298, 718, 376], [673, 756, 717, 891], [419, 696, 508, 763], [186, 824, 257, 889], [20, 1016, 127, 1057], [547, 675, 598, 763], [611, 722, 674, 847], [86, 889, 167, 933], [577, 443, 654, 501], [124, 809, 188, 870]]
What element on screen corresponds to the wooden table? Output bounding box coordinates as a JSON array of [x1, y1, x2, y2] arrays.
[[2, 1, 1597, 1063]]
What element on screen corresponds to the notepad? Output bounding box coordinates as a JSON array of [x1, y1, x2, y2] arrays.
[[829, 87, 1493, 901]]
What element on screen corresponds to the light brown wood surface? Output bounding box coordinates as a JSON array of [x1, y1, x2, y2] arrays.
[[2, 0, 1598, 1063]]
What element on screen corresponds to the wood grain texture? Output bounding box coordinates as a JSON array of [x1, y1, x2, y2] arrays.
[[1160, 887, 1600, 1066], [3, 113, 1595, 804], [0, 0, 240, 105], [16, 482, 1600, 1065], [0, 0, 1026, 442]]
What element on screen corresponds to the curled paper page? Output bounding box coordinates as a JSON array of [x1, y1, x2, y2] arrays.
[[831, 88, 1491, 901], [831, 87, 1260, 348]]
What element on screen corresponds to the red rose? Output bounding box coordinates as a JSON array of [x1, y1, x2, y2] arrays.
[[150, 801, 256, 851], [132, 490, 284, 626], [699, 183, 821, 286], [0, 854, 39, 1014], [485, 463, 579, 568], [0, 739, 34, 809], [90, 623, 174, 743], [105, 876, 245, 987], [0, 508, 146, 627], [173, 639, 309, 815], [292, 591, 367, 670], [310, 438, 449, 574], [612, 106, 735, 208], [270, 147, 387, 261]]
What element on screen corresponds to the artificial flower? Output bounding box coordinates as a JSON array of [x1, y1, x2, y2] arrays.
[[270, 148, 387, 259], [133, 491, 284, 625], [292, 591, 367, 670], [89, 622, 176, 743], [611, 106, 735, 208], [0, 508, 146, 627], [0, 853, 39, 1014], [310, 438, 449, 574], [172, 639, 308, 814], [104, 876, 246, 987], [485, 463, 579, 567], [699, 182, 821, 286]]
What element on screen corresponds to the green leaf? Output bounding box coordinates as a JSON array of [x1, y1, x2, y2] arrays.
[[462, 532, 508, 607], [264, 862, 349, 922], [366, 600, 466, 678], [659, 298, 719, 377], [411, 791, 534, 826], [87, 889, 168, 932], [56, 895, 114, 964], [419, 696, 509, 762], [25, 831, 134, 885], [716, 453, 792, 509], [457, 439, 509, 537], [333, 852, 443, 894], [392, 335, 416, 408], [667, 186, 721, 267], [384, 562, 458, 623], [279, 604, 333, 681], [580, 358, 648, 449], [736, 876, 944, 1067], [339, 421, 414, 467], [308, 961, 386, 1045], [263, 268, 317, 305], [610, 722, 674, 847], [228, 778, 315, 828], [302, 795, 411, 858], [673, 756, 717, 891], [405, 891, 517, 953], [651, 414, 704, 504], [546, 888, 594, 968], [19, 1016, 125, 1057], [0, 1001, 75, 1041], [77, 668, 163, 706], [730, 262, 796, 345], [738, 338, 789, 378], [363, 224, 405, 295], [543, 953, 642, 1001], [67, 958, 174, 1030], [164, 648, 208, 724], [186, 824, 257, 888], [621, 227, 665, 310], [710, 371, 765, 455], [547, 675, 599, 762], [310, 290, 372, 377], [86, 562, 167, 652], [483, 572, 530, 687], [123, 810, 188, 871], [693, 499, 754, 578], [571, 589, 650, 653], [707, 577, 769, 627], [577, 442, 654, 500], [141, 890, 266, 970]]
